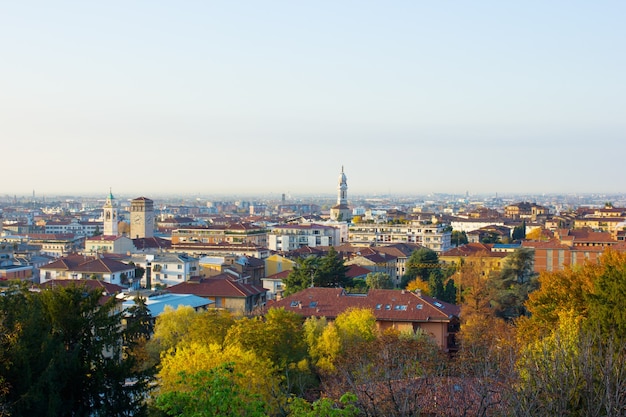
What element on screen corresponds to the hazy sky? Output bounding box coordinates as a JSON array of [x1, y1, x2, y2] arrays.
[[2, 1, 625, 197]]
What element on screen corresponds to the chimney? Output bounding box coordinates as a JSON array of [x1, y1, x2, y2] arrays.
[[146, 262, 152, 290], [415, 289, 422, 297]]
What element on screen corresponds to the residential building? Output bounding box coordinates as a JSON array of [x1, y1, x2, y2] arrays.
[[167, 275, 267, 314], [345, 252, 398, 286], [171, 223, 268, 247], [170, 241, 270, 259], [39, 254, 136, 286], [44, 219, 102, 236], [504, 202, 548, 221], [84, 235, 135, 255], [348, 221, 451, 253], [264, 253, 296, 277], [439, 243, 508, 276], [268, 223, 341, 251], [127, 252, 199, 288], [270, 287, 460, 351]]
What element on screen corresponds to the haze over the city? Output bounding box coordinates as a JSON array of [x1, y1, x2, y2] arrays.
[[2, 1, 625, 197]]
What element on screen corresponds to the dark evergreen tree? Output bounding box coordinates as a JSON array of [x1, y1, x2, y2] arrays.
[[0, 283, 151, 416], [403, 248, 440, 285], [488, 248, 538, 320], [284, 249, 350, 295]]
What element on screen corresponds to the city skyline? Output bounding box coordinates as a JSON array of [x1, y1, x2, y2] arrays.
[[2, 1, 625, 196]]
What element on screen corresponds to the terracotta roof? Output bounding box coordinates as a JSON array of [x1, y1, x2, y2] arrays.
[[167, 275, 266, 298], [132, 237, 171, 250], [441, 243, 505, 258], [40, 255, 133, 274], [346, 264, 372, 279], [265, 270, 291, 280], [40, 278, 125, 296], [272, 287, 460, 322]]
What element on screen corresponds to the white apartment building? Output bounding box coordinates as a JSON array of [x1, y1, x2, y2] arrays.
[[348, 220, 452, 253], [268, 223, 342, 252], [128, 253, 199, 288], [45, 219, 102, 236]]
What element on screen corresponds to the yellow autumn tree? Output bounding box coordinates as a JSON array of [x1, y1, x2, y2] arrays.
[[158, 342, 280, 412], [405, 278, 430, 295]]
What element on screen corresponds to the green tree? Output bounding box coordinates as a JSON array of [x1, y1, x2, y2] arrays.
[[284, 256, 320, 295], [0, 283, 150, 416], [403, 248, 440, 286], [488, 247, 538, 320], [512, 221, 526, 241], [284, 249, 350, 295], [317, 247, 350, 288], [451, 230, 468, 247], [585, 250, 626, 341], [365, 272, 393, 289], [156, 364, 268, 417], [288, 393, 359, 417]]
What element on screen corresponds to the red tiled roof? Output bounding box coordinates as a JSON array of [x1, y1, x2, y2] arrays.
[[272, 287, 460, 322], [40, 278, 125, 295], [346, 264, 372, 279], [40, 255, 133, 273], [167, 276, 266, 298]]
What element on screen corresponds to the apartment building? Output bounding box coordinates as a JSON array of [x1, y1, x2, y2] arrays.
[[268, 223, 342, 252], [348, 221, 451, 253]]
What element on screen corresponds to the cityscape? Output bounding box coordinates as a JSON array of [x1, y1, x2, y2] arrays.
[[2, 1, 626, 415]]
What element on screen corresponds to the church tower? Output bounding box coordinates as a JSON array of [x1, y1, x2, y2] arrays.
[[103, 189, 118, 236], [330, 166, 352, 222], [130, 197, 155, 239]]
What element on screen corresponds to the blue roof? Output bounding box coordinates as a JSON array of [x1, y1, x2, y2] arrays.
[[123, 293, 213, 317]]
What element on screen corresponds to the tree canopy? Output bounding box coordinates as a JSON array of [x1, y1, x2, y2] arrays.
[[284, 248, 350, 295], [0, 283, 150, 417]]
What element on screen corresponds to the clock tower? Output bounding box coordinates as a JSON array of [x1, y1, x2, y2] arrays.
[[103, 189, 118, 236], [130, 197, 155, 239]]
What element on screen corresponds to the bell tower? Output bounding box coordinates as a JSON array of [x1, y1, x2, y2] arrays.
[[103, 189, 118, 236], [130, 197, 155, 239]]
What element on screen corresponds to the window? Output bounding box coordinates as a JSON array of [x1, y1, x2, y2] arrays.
[[375, 304, 382, 310], [394, 305, 407, 311], [178, 264, 182, 269], [385, 304, 391, 310], [309, 301, 318, 308], [290, 301, 300, 308], [416, 304, 423, 309]]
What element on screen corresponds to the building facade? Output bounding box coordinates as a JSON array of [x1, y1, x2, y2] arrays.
[[130, 197, 155, 239], [348, 221, 452, 253]]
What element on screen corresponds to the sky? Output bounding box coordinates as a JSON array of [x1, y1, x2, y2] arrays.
[[2, 1, 625, 197]]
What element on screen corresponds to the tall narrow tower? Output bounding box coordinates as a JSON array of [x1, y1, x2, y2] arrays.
[[103, 189, 118, 236], [130, 197, 154, 239], [330, 166, 352, 222]]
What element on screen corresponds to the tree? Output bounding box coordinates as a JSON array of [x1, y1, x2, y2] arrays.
[[488, 248, 538, 320], [318, 247, 350, 288], [585, 250, 626, 341], [284, 256, 320, 295], [284, 249, 350, 295], [403, 248, 440, 284], [158, 342, 279, 411], [405, 278, 430, 295], [156, 363, 269, 417], [288, 393, 360, 417], [451, 230, 468, 247], [365, 272, 393, 289], [512, 221, 526, 241], [0, 283, 150, 416]]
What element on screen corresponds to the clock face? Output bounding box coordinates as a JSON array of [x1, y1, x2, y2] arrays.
[[132, 214, 142, 225]]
